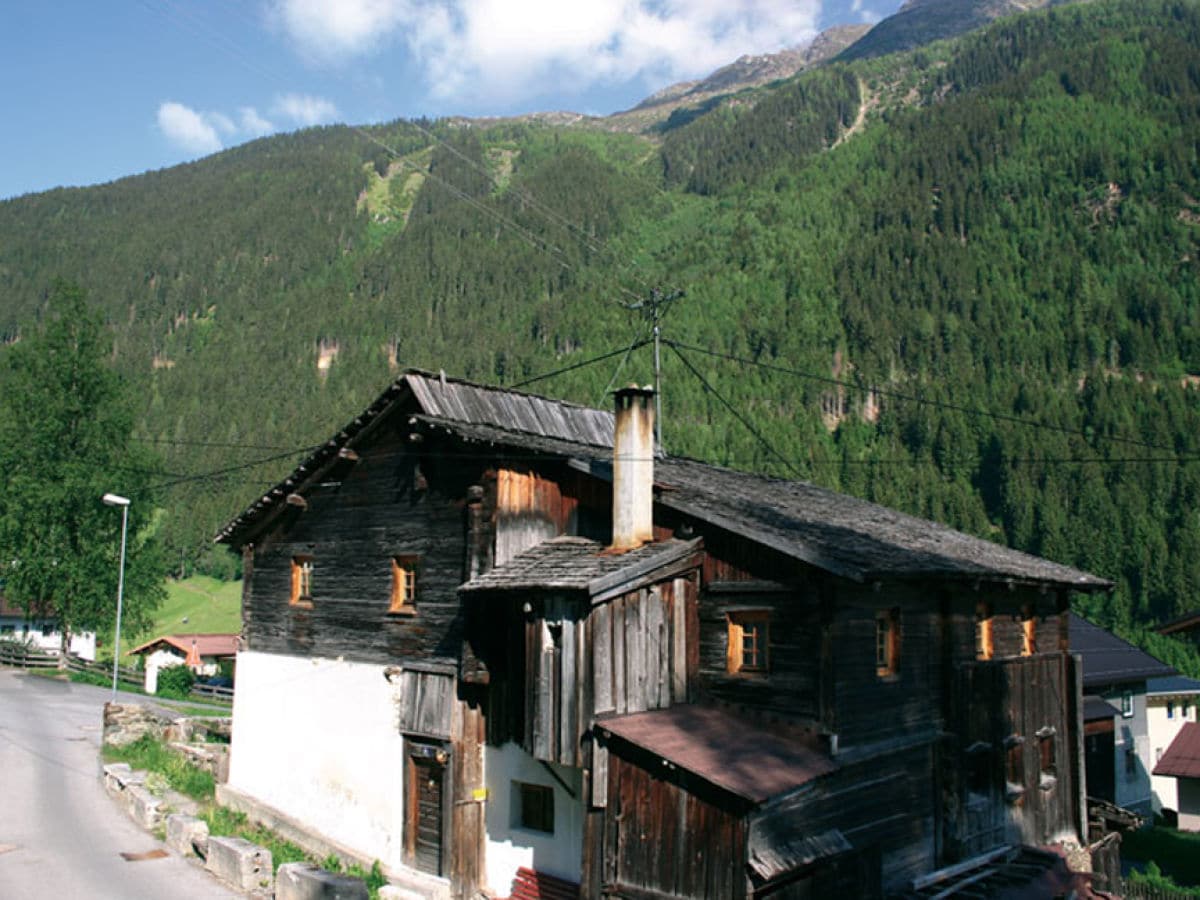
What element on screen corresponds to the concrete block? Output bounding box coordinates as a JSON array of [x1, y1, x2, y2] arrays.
[[165, 813, 209, 858], [124, 784, 165, 829], [102, 762, 133, 795], [275, 862, 369, 900], [377, 887, 427, 900], [206, 835, 273, 892]]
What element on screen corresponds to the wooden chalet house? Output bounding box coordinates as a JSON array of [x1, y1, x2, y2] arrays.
[[216, 370, 1109, 899]]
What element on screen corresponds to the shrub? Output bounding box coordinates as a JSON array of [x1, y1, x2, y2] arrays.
[[156, 664, 195, 699]]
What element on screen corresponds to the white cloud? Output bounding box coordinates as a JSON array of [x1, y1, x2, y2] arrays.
[[272, 0, 821, 104], [157, 102, 224, 154], [240, 106, 276, 135], [273, 93, 340, 126]]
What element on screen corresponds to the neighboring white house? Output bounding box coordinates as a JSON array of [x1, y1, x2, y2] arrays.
[[127, 633, 238, 694], [1070, 614, 1177, 813], [1154, 722, 1200, 831], [1147, 675, 1200, 814], [0, 596, 97, 660]]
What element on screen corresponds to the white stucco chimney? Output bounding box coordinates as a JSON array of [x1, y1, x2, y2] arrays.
[[611, 385, 655, 551]]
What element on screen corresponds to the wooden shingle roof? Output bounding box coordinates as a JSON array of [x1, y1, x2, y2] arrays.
[[216, 369, 1110, 591], [460, 536, 701, 599]]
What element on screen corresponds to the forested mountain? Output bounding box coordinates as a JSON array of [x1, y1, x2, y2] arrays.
[[1, 0, 1198, 651]]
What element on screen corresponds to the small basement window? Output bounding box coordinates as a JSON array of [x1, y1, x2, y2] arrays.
[[290, 555, 314, 607], [726, 610, 770, 674], [514, 781, 554, 834], [876, 608, 901, 678], [390, 555, 419, 614]]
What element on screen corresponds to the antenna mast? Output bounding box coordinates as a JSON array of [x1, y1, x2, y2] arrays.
[[624, 288, 684, 451]]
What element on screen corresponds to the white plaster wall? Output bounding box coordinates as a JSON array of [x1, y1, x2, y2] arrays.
[[143, 647, 184, 693], [484, 741, 584, 895], [1105, 685, 1154, 813], [1149, 696, 1198, 812], [1, 620, 96, 660], [228, 650, 407, 870]]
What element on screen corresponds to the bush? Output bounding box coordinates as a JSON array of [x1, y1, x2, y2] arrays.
[[156, 664, 195, 699]]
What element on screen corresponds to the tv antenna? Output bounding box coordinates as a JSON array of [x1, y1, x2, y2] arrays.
[[623, 288, 684, 451]]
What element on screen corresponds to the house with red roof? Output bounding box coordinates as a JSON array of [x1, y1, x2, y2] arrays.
[[1154, 722, 1200, 831], [127, 632, 238, 694]]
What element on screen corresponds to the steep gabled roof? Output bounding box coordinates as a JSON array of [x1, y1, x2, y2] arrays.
[[1069, 614, 1175, 688], [1154, 722, 1200, 779], [215, 369, 1110, 591]]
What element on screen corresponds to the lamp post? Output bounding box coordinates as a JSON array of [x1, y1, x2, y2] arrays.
[[102, 493, 130, 704]]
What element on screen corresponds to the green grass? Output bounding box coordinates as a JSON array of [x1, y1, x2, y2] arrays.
[[136, 576, 242, 643], [1123, 825, 1200, 886], [103, 734, 215, 800]]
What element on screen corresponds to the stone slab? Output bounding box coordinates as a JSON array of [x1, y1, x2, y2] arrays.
[[165, 813, 209, 858], [275, 862, 369, 900], [124, 783, 164, 829], [206, 835, 273, 892]]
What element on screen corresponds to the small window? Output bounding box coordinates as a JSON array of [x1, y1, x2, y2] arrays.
[[290, 555, 314, 607], [390, 555, 419, 614], [727, 611, 770, 674], [1020, 605, 1037, 656], [1121, 690, 1134, 718], [1169, 700, 1176, 719], [975, 602, 993, 661], [876, 608, 901, 678], [514, 782, 554, 834]]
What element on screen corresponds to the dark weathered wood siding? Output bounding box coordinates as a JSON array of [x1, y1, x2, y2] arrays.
[[604, 752, 748, 899]]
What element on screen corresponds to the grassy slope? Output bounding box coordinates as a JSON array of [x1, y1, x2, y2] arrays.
[[134, 576, 241, 643]]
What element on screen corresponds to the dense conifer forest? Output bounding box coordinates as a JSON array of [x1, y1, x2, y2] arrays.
[[1, 0, 1198, 657]]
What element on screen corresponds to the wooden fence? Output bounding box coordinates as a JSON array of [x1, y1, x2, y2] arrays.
[[1120, 882, 1200, 900], [0, 641, 59, 669], [64, 653, 142, 687], [2, 644, 232, 703]]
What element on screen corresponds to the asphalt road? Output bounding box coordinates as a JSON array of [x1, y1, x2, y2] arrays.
[[0, 668, 240, 899]]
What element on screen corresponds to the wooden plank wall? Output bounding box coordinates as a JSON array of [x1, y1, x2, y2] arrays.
[[394, 668, 456, 738], [604, 755, 748, 900], [698, 583, 821, 721], [521, 575, 695, 769], [449, 691, 487, 898], [948, 652, 1080, 853], [243, 430, 486, 665], [750, 742, 936, 895]]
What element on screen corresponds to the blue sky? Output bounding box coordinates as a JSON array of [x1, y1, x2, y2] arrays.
[[1, 0, 897, 201]]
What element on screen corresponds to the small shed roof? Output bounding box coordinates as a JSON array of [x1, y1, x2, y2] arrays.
[[1147, 676, 1200, 697], [597, 705, 836, 805], [1154, 722, 1200, 779], [127, 633, 239, 658], [1083, 695, 1121, 722], [460, 536, 700, 599], [1069, 614, 1175, 688]]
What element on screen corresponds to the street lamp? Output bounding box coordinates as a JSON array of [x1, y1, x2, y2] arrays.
[[102, 493, 130, 704]]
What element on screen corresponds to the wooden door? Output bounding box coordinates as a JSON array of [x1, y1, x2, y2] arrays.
[[406, 744, 448, 876]]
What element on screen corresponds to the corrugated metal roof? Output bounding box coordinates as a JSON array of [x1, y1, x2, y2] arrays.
[[1154, 722, 1200, 779], [1069, 614, 1175, 688], [597, 705, 836, 805], [214, 369, 1111, 591], [460, 536, 700, 597]]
